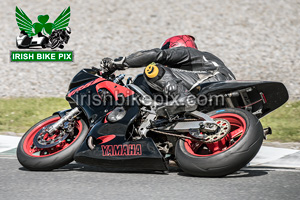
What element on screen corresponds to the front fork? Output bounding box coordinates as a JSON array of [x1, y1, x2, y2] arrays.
[[47, 107, 81, 134]]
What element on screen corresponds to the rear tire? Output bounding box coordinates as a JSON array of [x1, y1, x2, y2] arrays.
[[17, 114, 88, 171], [175, 108, 263, 177]]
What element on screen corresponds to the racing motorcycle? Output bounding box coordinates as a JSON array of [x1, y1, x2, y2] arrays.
[[17, 65, 288, 177]]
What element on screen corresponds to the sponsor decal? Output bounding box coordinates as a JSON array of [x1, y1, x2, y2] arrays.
[[101, 144, 142, 156], [67, 77, 105, 97]]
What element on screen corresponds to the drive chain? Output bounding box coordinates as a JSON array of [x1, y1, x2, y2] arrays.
[[149, 129, 201, 141]]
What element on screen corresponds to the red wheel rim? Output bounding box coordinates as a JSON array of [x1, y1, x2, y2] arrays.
[[184, 113, 246, 157], [23, 116, 83, 157]]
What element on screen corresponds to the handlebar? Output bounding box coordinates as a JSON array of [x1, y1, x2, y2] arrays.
[[92, 67, 125, 85], [113, 74, 126, 84]]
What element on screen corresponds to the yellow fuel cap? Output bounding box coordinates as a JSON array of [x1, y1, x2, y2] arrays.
[[145, 62, 159, 78]]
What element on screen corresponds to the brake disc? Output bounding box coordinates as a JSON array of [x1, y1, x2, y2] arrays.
[[203, 118, 231, 143], [33, 127, 69, 149]]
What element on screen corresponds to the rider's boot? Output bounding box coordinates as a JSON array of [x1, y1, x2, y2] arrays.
[[144, 63, 197, 117]]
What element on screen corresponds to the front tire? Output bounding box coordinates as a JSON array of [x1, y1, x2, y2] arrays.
[[175, 108, 264, 177], [17, 114, 88, 171]]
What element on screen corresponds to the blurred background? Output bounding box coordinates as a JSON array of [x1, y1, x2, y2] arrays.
[[0, 0, 299, 99]]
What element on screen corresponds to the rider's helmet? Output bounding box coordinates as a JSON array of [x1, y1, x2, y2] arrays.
[[160, 35, 198, 50], [65, 27, 71, 34]]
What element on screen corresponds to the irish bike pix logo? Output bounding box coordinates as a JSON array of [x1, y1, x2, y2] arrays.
[[11, 6, 73, 62]]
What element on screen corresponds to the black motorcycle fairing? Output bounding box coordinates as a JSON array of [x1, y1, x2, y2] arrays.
[[67, 77, 135, 126], [90, 102, 140, 138], [67, 85, 114, 126], [192, 80, 289, 118], [75, 137, 168, 171], [68, 68, 100, 91], [74, 103, 168, 171]]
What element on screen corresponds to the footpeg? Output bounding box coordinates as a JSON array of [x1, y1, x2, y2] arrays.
[[263, 127, 272, 139]]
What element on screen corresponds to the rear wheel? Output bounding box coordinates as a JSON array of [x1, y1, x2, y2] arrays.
[[175, 108, 263, 177], [17, 114, 88, 171]]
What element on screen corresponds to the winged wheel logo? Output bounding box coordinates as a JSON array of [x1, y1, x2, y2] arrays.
[[15, 6, 71, 49]]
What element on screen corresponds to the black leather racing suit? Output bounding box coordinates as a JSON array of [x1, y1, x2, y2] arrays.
[[122, 47, 235, 90], [113, 47, 235, 116]]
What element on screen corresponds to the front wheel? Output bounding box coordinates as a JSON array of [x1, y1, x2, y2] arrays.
[[17, 114, 88, 171], [175, 108, 264, 177]]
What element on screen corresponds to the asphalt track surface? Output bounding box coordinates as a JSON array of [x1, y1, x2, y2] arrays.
[[1, 136, 300, 199], [1, 155, 300, 200]]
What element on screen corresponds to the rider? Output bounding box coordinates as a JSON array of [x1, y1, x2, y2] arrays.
[[49, 27, 71, 49], [101, 35, 235, 115]]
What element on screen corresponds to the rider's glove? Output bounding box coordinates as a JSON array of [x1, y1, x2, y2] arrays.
[[100, 58, 114, 73], [163, 80, 178, 97], [100, 57, 126, 73]]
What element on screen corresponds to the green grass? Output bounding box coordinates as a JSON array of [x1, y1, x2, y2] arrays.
[[0, 98, 69, 133], [0, 98, 299, 142], [260, 101, 300, 142]]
